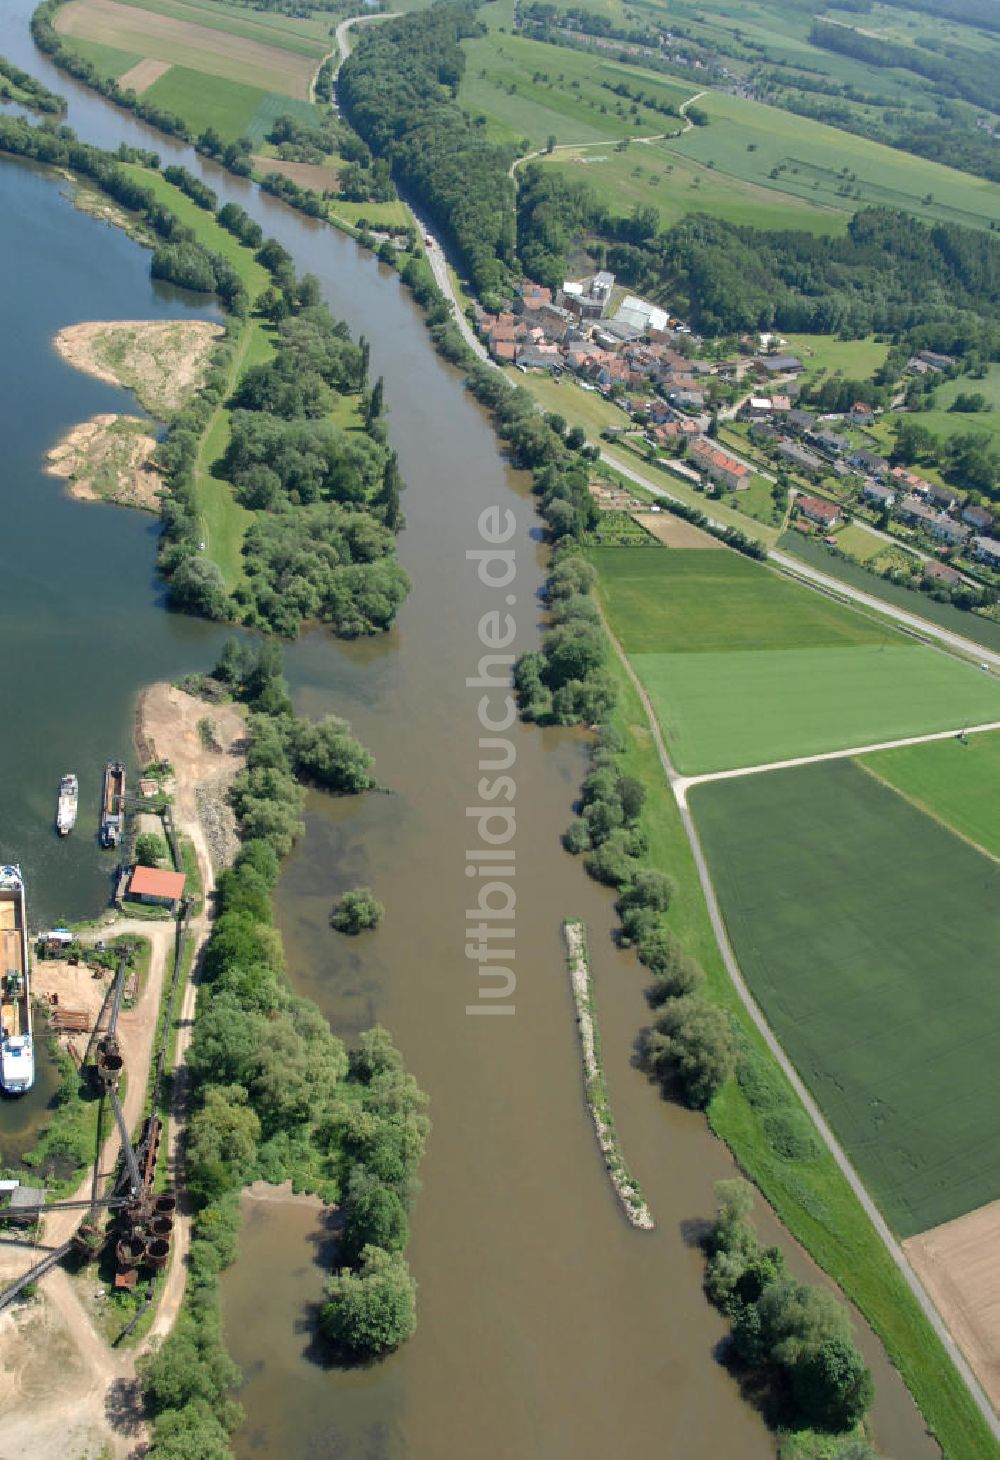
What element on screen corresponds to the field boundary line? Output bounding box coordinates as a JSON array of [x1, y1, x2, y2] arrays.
[[854, 758, 999, 864], [596, 597, 1000, 1442], [673, 721, 1000, 804]]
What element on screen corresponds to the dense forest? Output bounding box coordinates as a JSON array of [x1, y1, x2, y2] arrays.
[[339, 2, 517, 302]]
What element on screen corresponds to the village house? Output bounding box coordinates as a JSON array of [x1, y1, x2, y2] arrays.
[[923, 560, 962, 587], [849, 401, 875, 426], [741, 397, 773, 420], [898, 495, 938, 529], [962, 503, 994, 532], [688, 437, 750, 492], [890, 466, 933, 496], [926, 483, 959, 512], [929, 516, 969, 546], [785, 409, 816, 436], [862, 479, 896, 507], [812, 427, 851, 457], [848, 448, 889, 479], [749, 421, 778, 445], [516, 281, 552, 314], [754, 354, 803, 377], [973, 536, 1000, 568], [777, 441, 825, 477], [126, 865, 187, 911], [917, 349, 957, 372], [490, 339, 517, 363], [796, 495, 842, 528]]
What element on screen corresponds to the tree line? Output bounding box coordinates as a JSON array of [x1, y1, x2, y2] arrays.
[[339, 2, 518, 304]]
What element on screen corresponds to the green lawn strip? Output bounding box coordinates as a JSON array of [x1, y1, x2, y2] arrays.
[[590, 547, 894, 654], [113, 0, 328, 58], [517, 369, 632, 434], [143, 67, 270, 143], [329, 197, 412, 231], [633, 643, 1000, 774], [689, 760, 1000, 1236], [245, 94, 320, 148], [61, 36, 143, 79], [859, 732, 1000, 859], [777, 531, 1000, 655], [604, 649, 998, 1460]]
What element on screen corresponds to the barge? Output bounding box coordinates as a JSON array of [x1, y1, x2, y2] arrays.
[[56, 772, 78, 836], [100, 761, 126, 848], [0, 866, 33, 1094]]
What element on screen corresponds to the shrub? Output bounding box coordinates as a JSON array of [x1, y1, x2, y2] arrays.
[[331, 888, 384, 935]]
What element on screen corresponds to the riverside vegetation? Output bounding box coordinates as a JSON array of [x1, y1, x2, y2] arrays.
[[0, 114, 409, 638], [138, 637, 428, 1460]]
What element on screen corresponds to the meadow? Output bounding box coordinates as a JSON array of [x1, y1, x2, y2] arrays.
[[658, 87, 1000, 232], [592, 547, 1000, 771], [540, 143, 846, 235], [690, 758, 1000, 1237], [883, 363, 1000, 451], [460, 31, 695, 149], [860, 732, 1000, 859], [783, 332, 890, 383]]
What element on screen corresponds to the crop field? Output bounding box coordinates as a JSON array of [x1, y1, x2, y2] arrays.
[[658, 88, 1000, 233], [690, 758, 1000, 1237], [63, 36, 143, 79], [860, 732, 1000, 859], [592, 548, 1000, 771], [146, 68, 269, 140], [540, 144, 846, 235], [56, 0, 320, 98]]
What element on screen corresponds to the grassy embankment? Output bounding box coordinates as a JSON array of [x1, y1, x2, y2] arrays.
[[593, 548, 1000, 773], [598, 631, 1000, 1460]]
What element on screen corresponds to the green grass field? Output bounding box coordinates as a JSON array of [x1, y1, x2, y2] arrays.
[[62, 36, 143, 78], [783, 332, 891, 383], [602, 646, 997, 1460], [690, 758, 1000, 1236], [540, 143, 847, 235], [592, 548, 1000, 771], [883, 363, 1000, 451], [591, 547, 893, 653], [144, 68, 269, 142], [860, 732, 1000, 858]]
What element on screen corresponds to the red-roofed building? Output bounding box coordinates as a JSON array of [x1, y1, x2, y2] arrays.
[[688, 437, 750, 492], [797, 495, 842, 527], [127, 865, 187, 909]]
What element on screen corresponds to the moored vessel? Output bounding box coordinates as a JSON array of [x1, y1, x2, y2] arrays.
[[0, 866, 33, 1095], [100, 761, 126, 847], [56, 772, 78, 836]]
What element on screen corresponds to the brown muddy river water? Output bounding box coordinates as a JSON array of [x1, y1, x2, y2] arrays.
[[0, 1, 942, 1453]]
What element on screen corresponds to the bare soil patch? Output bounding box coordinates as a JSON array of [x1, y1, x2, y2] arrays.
[[34, 958, 112, 1042], [54, 319, 223, 418], [117, 56, 171, 94], [56, 0, 316, 97], [632, 511, 723, 548], [905, 1201, 1000, 1411], [253, 154, 340, 192], [137, 683, 246, 873], [47, 413, 162, 510]]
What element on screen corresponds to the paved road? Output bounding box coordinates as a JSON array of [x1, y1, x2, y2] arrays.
[[673, 719, 1000, 804], [601, 449, 1000, 670], [600, 605, 1000, 1442]]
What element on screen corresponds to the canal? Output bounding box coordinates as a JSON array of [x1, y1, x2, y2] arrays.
[[0, 5, 940, 1456]]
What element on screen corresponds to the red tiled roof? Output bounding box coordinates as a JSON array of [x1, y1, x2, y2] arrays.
[[128, 865, 187, 900], [798, 495, 840, 523]]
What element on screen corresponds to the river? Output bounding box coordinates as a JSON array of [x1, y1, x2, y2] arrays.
[[0, 5, 940, 1456]]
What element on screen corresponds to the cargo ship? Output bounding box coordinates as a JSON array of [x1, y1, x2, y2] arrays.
[[100, 761, 126, 848], [0, 866, 33, 1095], [56, 773, 78, 836]]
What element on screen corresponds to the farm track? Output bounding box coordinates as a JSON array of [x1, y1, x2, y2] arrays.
[[598, 599, 1000, 1442]]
